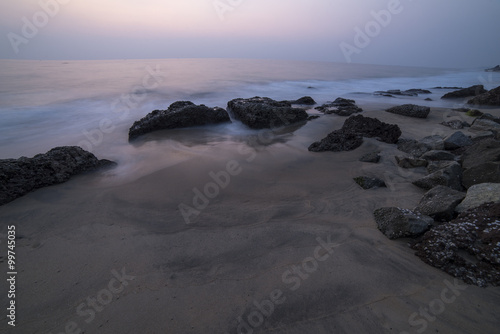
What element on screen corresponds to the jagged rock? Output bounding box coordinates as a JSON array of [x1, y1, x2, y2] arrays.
[[374, 207, 433, 239], [441, 120, 471, 129], [315, 98, 363, 116], [486, 65, 500, 72], [468, 86, 500, 106], [289, 96, 316, 105], [129, 101, 230, 140], [412, 202, 500, 287], [441, 85, 487, 99], [341, 115, 401, 144], [427, 161, 456, 174], [308, 130, 363, 152], [397, 139, 431, 157], [386, 104, 430, 119], [443, 131, 473, 150], [0, 147, 115, 206], [462, 163, 500, 189], [359, 152, 381, 163], [227, 97, 308, 129], [461, 138, 500, 169], [395, 156, 428, 169], [353, 176, 386, 189], [415, 186, 466, 221], [413, 161, 463, 191], [420, 150, 456, 161], [456, 183, 500, 212]]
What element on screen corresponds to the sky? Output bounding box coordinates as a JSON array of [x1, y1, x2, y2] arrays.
[[0, 0, 499, 68]]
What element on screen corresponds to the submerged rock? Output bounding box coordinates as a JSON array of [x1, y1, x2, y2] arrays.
[[315, 98, 363, 116], [412, 202, 500, 287], [441, 85, 487, 99], [415, 186, 466, 222], [227, 97, 308, 129], [386, 104, 430, 119], [374, 207, 433, 239], [0, 146, 115, 206], [129, 101, 230, 140], [353, 176, 386, 190]]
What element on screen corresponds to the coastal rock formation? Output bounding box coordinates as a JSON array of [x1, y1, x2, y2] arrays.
[[289, 96, 317, 105], [386, 104, 430, 119], [412, 202, 500, 287], [412, 161, 463, 191], [353, 176, 386, 190], [374, 207, 433, 239], [227, 97, 308, 129], [315, 98, 363, 116], [129, 101, 230, 140], [443, 131, 473, 150], [308, 130, 363, 152], [0, 146, 115, 206], [455, 183, 500, 213], [415, 186, 466, 222], [441, 85, 487, 99], [485, 65, 500, 72]]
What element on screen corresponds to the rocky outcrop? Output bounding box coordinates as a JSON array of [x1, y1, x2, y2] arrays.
[[485, 65, 500, 72], [315, 98, 363, 116], [289, 96, 317, 105], [455, 183, 500, 212], [227, 97, 308, 129], [129, 101, 230, 140], [353, 176, 386, 190], [441, 85, 487, 99], [374, 207, 433, 239], [414, 186, 466, 222], [412, 202, 500, 287], [386, 104, 430, 119], [0, 146, 115, 206]]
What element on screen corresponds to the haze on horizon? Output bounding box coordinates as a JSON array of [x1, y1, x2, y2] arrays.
[[0, 0, 498, 69]]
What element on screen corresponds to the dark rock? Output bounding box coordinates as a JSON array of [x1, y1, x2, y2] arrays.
[[441, 85, 487, 99], [461, 138, 500, 169], [413, 161, 463, 191], [462, 163, 500, 189], [479, 113, 500, 124], [415, 186, 466, 221], [397, 139, 432, 157], [315, 98, 363, 116], [386, 104, 430, 119], [420, 135, 445, 150], [0, 147, 115, 206], [466, 109, 483, 117], [470, 118, 500, 133], [374, 207, 433, 239], [308, 130, 363, 152], [353, 176, 387, 189], [227, 97, 308, 129], [443, 131, 473, 150], [468, 86, 500, 106], [129, 101, 230, 140], [405, 88, 432, 95], [427, 161, 456, 174], [412, 202, 500, 287], [425, 98, 433, 101], [375, 89, 431, 97], [395, 156, 428, 169], [341, 115, 402, 144], [434, 87, 463, 90], [289, 96, 316, 105], [456, 183, 500, 212], [440, 120, 470, 129], [485, 65, 500, 72], [359, 152, 381, 163], [420, 150, 456, 161], [307, 115, 320, 121]]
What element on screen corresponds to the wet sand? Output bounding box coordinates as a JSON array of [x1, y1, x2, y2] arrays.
[[1, 103, 500, 334]]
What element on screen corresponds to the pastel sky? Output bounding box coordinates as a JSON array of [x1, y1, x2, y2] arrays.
[[1, 0, 499, 68]]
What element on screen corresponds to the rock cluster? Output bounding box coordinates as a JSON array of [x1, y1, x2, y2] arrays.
[[468, 86, 500, 106]]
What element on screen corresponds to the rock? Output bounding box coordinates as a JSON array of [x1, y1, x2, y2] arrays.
[[443, 131, 473, 150], [315, 98, 363, 116], [470, 118, 500, 133], [341, 115, 402, 144], [289, 96, 316, 105], [374, 207, 433, 239], [375, 89, 431, 97], [461, 138, 500, 169], [420, 150, 456, 161], [359, 152, 381, 163], [386, 104, 430, 119], [0, 147, 115, 206], [441, 85, 487, 99], [353, 176, 386, 189], [485, 65, 500, 72], [427, 161, 456, 174], [465, 109, 483, 117], [307, 115, 320, 121], [227, 97, 308, 129], [455, 183, 500, 212], [412, 202, 500, 287], [462, 163, 500, 189], [308, 130, 363, 152], [415, 186, 466, 221], [479, 113, 500, 124], [129, 101, 230, 140], [468, 86, 500, 106], [413, 161, 463, 191], [440, 120, 471, 129], [397, 139, 432, 157], [395, 156, 428, 169], [425, 98, 433, 101], [405, 88, 432, 95], [434, 87, 463, 90], [420, 135, 445, 150]]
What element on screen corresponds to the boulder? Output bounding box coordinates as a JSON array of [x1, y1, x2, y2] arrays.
[[359, 152, 381, 163], [470, 118, 500, 133], [440, 120, 470, 129], [413, 161, 463, 191], [315, 98, 363, 116], [386, 104, 430, 119], [341, 115, 402, 144], [420, 150, 456, 161], [353, 176, 387, 190], [289, 96, 316, 105], [462, 163, 500, 189], [227, 97, 308, 129], [412, 202, 500, 287], [420, 135, 445, 150], [374, 207, 433, 239], [441, 85, 487, 99], [129, 101, 230, 140], [397, 139, 432, 157], [461, 138, 500, 169], [485, 65, 500, 72], [443, 131, 473, 150], [415, 186, 466, 221], [455, 183, 500, 212], [465, 109, 483, 117], [395, 156, 428, 169], [427, 161, 456, 174], [308, 130, 363, 152], [0, 147, 115, 206], [468, 86, 500, 106]]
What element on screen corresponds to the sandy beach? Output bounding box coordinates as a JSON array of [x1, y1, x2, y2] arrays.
[[1, 101, 499, 334]]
